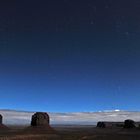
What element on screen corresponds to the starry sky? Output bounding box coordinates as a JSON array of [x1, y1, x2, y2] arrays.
[[0, 0, 140, 112]]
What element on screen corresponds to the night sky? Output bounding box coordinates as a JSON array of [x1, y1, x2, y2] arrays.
[[0, 0, 140, 112]]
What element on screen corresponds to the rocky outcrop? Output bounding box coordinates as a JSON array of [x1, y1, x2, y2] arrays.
[[124, 119, 135, 128], [0, 114, 2, 124], [96, 121, 125, 128], [25, 112, 55, 134], [97, 122, 106, 128], [31, 112, 49, 126], [0, 114, 9, 130]]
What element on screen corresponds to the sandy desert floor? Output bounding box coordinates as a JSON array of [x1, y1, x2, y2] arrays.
[[0, 125, 140, 140]]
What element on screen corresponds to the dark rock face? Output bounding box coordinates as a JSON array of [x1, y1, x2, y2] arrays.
[[97, 122, 106, 128], [0, 114, 9, 130], [0, 114, 2, 124], [25, 112, 55, 134], [31, 112, 50, 126], [124, 119, 135, 128]]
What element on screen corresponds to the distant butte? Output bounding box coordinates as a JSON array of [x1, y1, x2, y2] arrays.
[[25, 112, 55, 134], [31, 112, 50, 126]]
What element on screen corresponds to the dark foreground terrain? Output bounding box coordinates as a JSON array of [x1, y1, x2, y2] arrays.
[[0, 125, 140, 140]]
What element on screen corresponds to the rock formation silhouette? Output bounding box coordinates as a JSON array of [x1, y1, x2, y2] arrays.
[[31, 112, 49, 126], [124, 119, 136, 128], [0, 114, 2, 124], [0, 114, 9, 131], [25, 112, 55, 134], [97, 122, 106, 128]]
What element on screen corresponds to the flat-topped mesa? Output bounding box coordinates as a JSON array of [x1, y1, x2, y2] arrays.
[[31, 112, 50, 126], [96, 121, 124, 128]]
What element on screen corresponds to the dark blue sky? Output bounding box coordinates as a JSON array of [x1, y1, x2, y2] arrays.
[[0, 0, 140, 112]]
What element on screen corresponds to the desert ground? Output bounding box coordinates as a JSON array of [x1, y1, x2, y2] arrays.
[[0, 125, 140, 140]]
